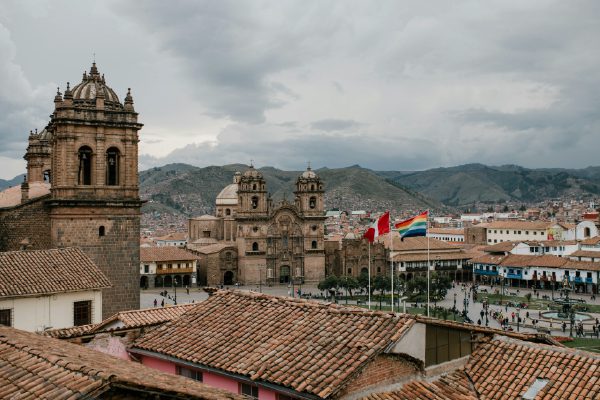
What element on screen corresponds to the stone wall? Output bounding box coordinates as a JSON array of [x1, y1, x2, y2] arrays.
[[0, 196, 52, 251], [340, 354, 420, 398], [51, 206, 140, 319]]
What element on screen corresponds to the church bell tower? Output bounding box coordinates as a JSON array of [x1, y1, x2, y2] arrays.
[[47, 63, 143, 318]]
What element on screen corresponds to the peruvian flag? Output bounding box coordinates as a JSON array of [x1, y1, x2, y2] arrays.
[[363, 211, 390, 243]]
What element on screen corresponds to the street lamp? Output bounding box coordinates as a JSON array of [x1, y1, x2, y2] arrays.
[[172, 275, 178, 305], [463, 288, 468, 319], [453, 292, 457, 321], [500, 272, 505, 307], [483, 297, 489, 326]]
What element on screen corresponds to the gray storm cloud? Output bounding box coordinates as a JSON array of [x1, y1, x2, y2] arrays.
[[1, 0, 599, 178]]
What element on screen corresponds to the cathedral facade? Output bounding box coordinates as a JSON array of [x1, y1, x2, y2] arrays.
[[0, 63, 142, 318], [188, 166, 326, 286]]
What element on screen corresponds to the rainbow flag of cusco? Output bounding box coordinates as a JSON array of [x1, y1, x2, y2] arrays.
[[395, 211, 428, 240]]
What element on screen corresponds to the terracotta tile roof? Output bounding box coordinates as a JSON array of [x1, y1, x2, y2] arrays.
[[140, 246, 198, 262], [0, 326, 242, 400], [466, 336, 600, 399], [0, 182, 50, 208], [581, 236, 600, 245], [562, 259, 600, 272], [474, 253, 600, 271], [0, 248, 111, 297], [470, 254, 507, 265], [428, 228, 465, 235], [570, 250, 600, 259], [365, 370, 477, 400], [381, 235, 460, 251], [501, 254, 568, 268], [155, 232, 188, 241], [393, 251, 472, 262], [43, 304, 196, 339], [42, 323, 97, 339], [483, 241, 520, 253], [132, 291, 414, 399], [92, 303, 197, 332], [365, 336, 597, 400], [484, 220, 555, 230], [539, 240, 578, 246]]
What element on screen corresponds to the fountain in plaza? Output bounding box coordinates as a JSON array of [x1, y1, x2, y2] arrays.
[[541, 276, 592, 322]]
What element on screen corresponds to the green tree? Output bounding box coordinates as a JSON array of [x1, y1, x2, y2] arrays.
[[358, 271, 375, 296], [431, 273, 452, 301], [339, 276, 360, 303], [317, 275, 339, 298], [374, 275, 391, 309]]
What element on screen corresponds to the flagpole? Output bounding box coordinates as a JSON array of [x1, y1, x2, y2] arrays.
[[368, 242, 371, 310], [427, 209, 430, 317], [390, 214, 394, 313]]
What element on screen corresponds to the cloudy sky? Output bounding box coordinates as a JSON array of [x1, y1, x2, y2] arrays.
[[0, 0, 598, 179]]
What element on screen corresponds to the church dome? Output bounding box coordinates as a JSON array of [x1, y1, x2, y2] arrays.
[[216, 183, 238, 206], [301, 167, 318, 179], [38, 127, 53, 141], [69, 63, 123, 110], [243, 165, 262, 179]]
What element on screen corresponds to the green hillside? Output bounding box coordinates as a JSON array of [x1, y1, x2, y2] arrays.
[[139, 163, 442, 217], [379, 164, 600, 206]]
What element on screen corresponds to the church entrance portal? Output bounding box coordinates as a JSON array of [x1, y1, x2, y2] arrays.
[[280, 265, 290, 284], [224, 271, 234, 285]]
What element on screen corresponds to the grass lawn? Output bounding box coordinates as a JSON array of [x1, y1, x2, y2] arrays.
[[480, 293, 600, 313], [563, 338, 600, 354]]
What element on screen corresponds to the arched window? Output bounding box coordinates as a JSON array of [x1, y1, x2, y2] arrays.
[[78, 146, 93, 185], [584, 227, 591, 238], [253, 184, 257, 190], [311, 240, 317, 249], [309, 196, 316, 209], [252, 242, 259, 251], [225, 252, 232, 260], [252, 196, 259, 209], [106, 147, 120, 186], [226, 208, 231, 216], [99, 226, 105, 237], [311, 184, 315, 191]]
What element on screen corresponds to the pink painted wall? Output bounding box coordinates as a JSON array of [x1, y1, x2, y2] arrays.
[[139, 354, 283, 400], [141, 355, 176, 374], [259, 387, 277, 400], [204, 371, 239, 393]]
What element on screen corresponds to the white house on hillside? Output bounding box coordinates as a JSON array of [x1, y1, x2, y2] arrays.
[[0, 248, 111, 332]]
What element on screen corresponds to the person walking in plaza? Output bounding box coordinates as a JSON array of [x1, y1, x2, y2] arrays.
[[153, 298, 157, 307]]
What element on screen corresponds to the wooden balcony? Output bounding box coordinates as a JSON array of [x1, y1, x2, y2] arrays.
[[156, 267, 194, 275]]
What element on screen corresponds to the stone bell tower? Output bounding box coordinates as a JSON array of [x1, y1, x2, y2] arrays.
[[294, 165, 324, 216], [46, 63, 143, 318]]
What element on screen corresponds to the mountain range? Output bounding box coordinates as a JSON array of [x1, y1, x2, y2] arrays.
[[3, 163, 599, 216], [139, 163, 441, 217], [377, 164, 600, 206]]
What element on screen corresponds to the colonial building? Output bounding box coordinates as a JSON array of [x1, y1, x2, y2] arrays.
[[188, 166, 326, 286], [472, 253, 600, 293], [384, 235, 474, 282], [0, 248, 110, 331], [482, 221, 566, 244], [0, 63, 142, 318], [324, 233, 388, 278], [140, 247, 198, 289]]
